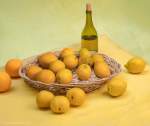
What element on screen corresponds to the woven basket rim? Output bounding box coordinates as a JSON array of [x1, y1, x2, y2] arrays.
[[19, 51, 122, 88]]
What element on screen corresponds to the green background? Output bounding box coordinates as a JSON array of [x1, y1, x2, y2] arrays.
[[0, 0, 150, 66]]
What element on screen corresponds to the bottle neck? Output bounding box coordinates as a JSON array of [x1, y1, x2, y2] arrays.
[[85, 11, 94, 26]]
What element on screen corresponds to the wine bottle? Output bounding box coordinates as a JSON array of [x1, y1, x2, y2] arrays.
[[81, 3, 98, 52]]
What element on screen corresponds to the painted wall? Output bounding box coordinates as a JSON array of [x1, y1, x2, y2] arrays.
[[0, 0, 150, 65]]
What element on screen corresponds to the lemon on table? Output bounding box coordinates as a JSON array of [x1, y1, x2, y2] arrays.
[[36, 90, 54, 109], [0, 71, 11, 92], [66, 88, 86, 107], [107, 75, 127, 97], [50, 96, 70, 114], [5, 58, 22, 78], [125, 57, 146, 74]]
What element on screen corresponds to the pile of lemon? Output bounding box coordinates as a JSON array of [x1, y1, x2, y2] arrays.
[[0, 59, 22, 92], [0, 47, 146, 114], [36, 88, 86, 114], [107, 57, 146, 97], [26, 48, 111, 85]]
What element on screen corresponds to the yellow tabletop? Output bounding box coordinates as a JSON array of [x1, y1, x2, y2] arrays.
[[0, 35, 150, 126]]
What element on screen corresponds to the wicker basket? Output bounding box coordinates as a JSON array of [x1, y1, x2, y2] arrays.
[[19, 52, 122, 94]]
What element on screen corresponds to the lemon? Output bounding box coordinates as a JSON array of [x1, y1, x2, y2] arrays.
[[76, 64, 91, 80], [92, 54, 104, 64], [60, 48, 74, 59], [80, 48, 91, 58], [36, 90, 54, 109], [26, 65, 42, 80], [56, 68, 73, 84], [0, 71, 11, 92], [94, 62, 110, 78], [63, 55, 78, 69], [5, 58, 22, 78], [36, 70, 56, 84], [49, 60, 65, 73], [125, 57, 145, 74], [66, 88, 86, 106], [38, 52, 57, 69], [107, 76, 127, 97], [50, 96, 70, 114], [78, 56, 93, 66]]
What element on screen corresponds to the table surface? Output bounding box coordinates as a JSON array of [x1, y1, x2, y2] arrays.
[[0, 35, 150, 126]]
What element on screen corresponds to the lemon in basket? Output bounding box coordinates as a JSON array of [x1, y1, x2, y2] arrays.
[[60, 48, 74, 59], [38, 52, 57, 68], [94, 62, 110, 78], [49, 60, 65, 73], [92, 54, 105, 64], [78, 56, 93, 66], [36, 70, 55, 84], [50, 96, 70, 114], [56, 69, 73, 84], [26, 65, 42, 80], [125, 57, 146, 74], [79, 48, 93, 66], [63, 55, 78, 69], [66, 88, 86, 106], [76, 64, 91, 81], [80, 48, 91, 58]]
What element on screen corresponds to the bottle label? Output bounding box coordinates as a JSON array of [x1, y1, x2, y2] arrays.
[[81, 39, 98, 52]]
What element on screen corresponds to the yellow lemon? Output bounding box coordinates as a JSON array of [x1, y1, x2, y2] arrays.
[[78, 56, 93, 66], [0, 71, 11, 92], [76, 64, 91, 80], [79, 48, 91, 58], [63, 55, 78, 69], [38, 52, 57, 68], [125, 57, 146, 74], [36, 90, 54, 109], [66, 88, 86, 106], [56, 69, 72, 84], [92, 54, 104, 64], [49, 60, 65, 73], [26, 65, 42, 80], [107, 76, 127, 97], [5, 58, 22, 78], [36, 70, 55, 84], [94, 62, 110, 78], [60, 48, 74, 59], [50, 96, 70, 114]]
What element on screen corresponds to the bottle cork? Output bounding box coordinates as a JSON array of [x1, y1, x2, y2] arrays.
[[86, 3, 92, 11]]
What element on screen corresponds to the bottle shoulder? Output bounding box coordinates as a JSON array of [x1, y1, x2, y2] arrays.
[[81, 25, 98, 36]]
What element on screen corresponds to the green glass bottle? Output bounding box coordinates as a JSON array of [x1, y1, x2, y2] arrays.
[[81, 3, 98, 52]]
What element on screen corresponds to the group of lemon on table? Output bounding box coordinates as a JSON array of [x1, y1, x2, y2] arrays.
[[0, 47, 146, 114]]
